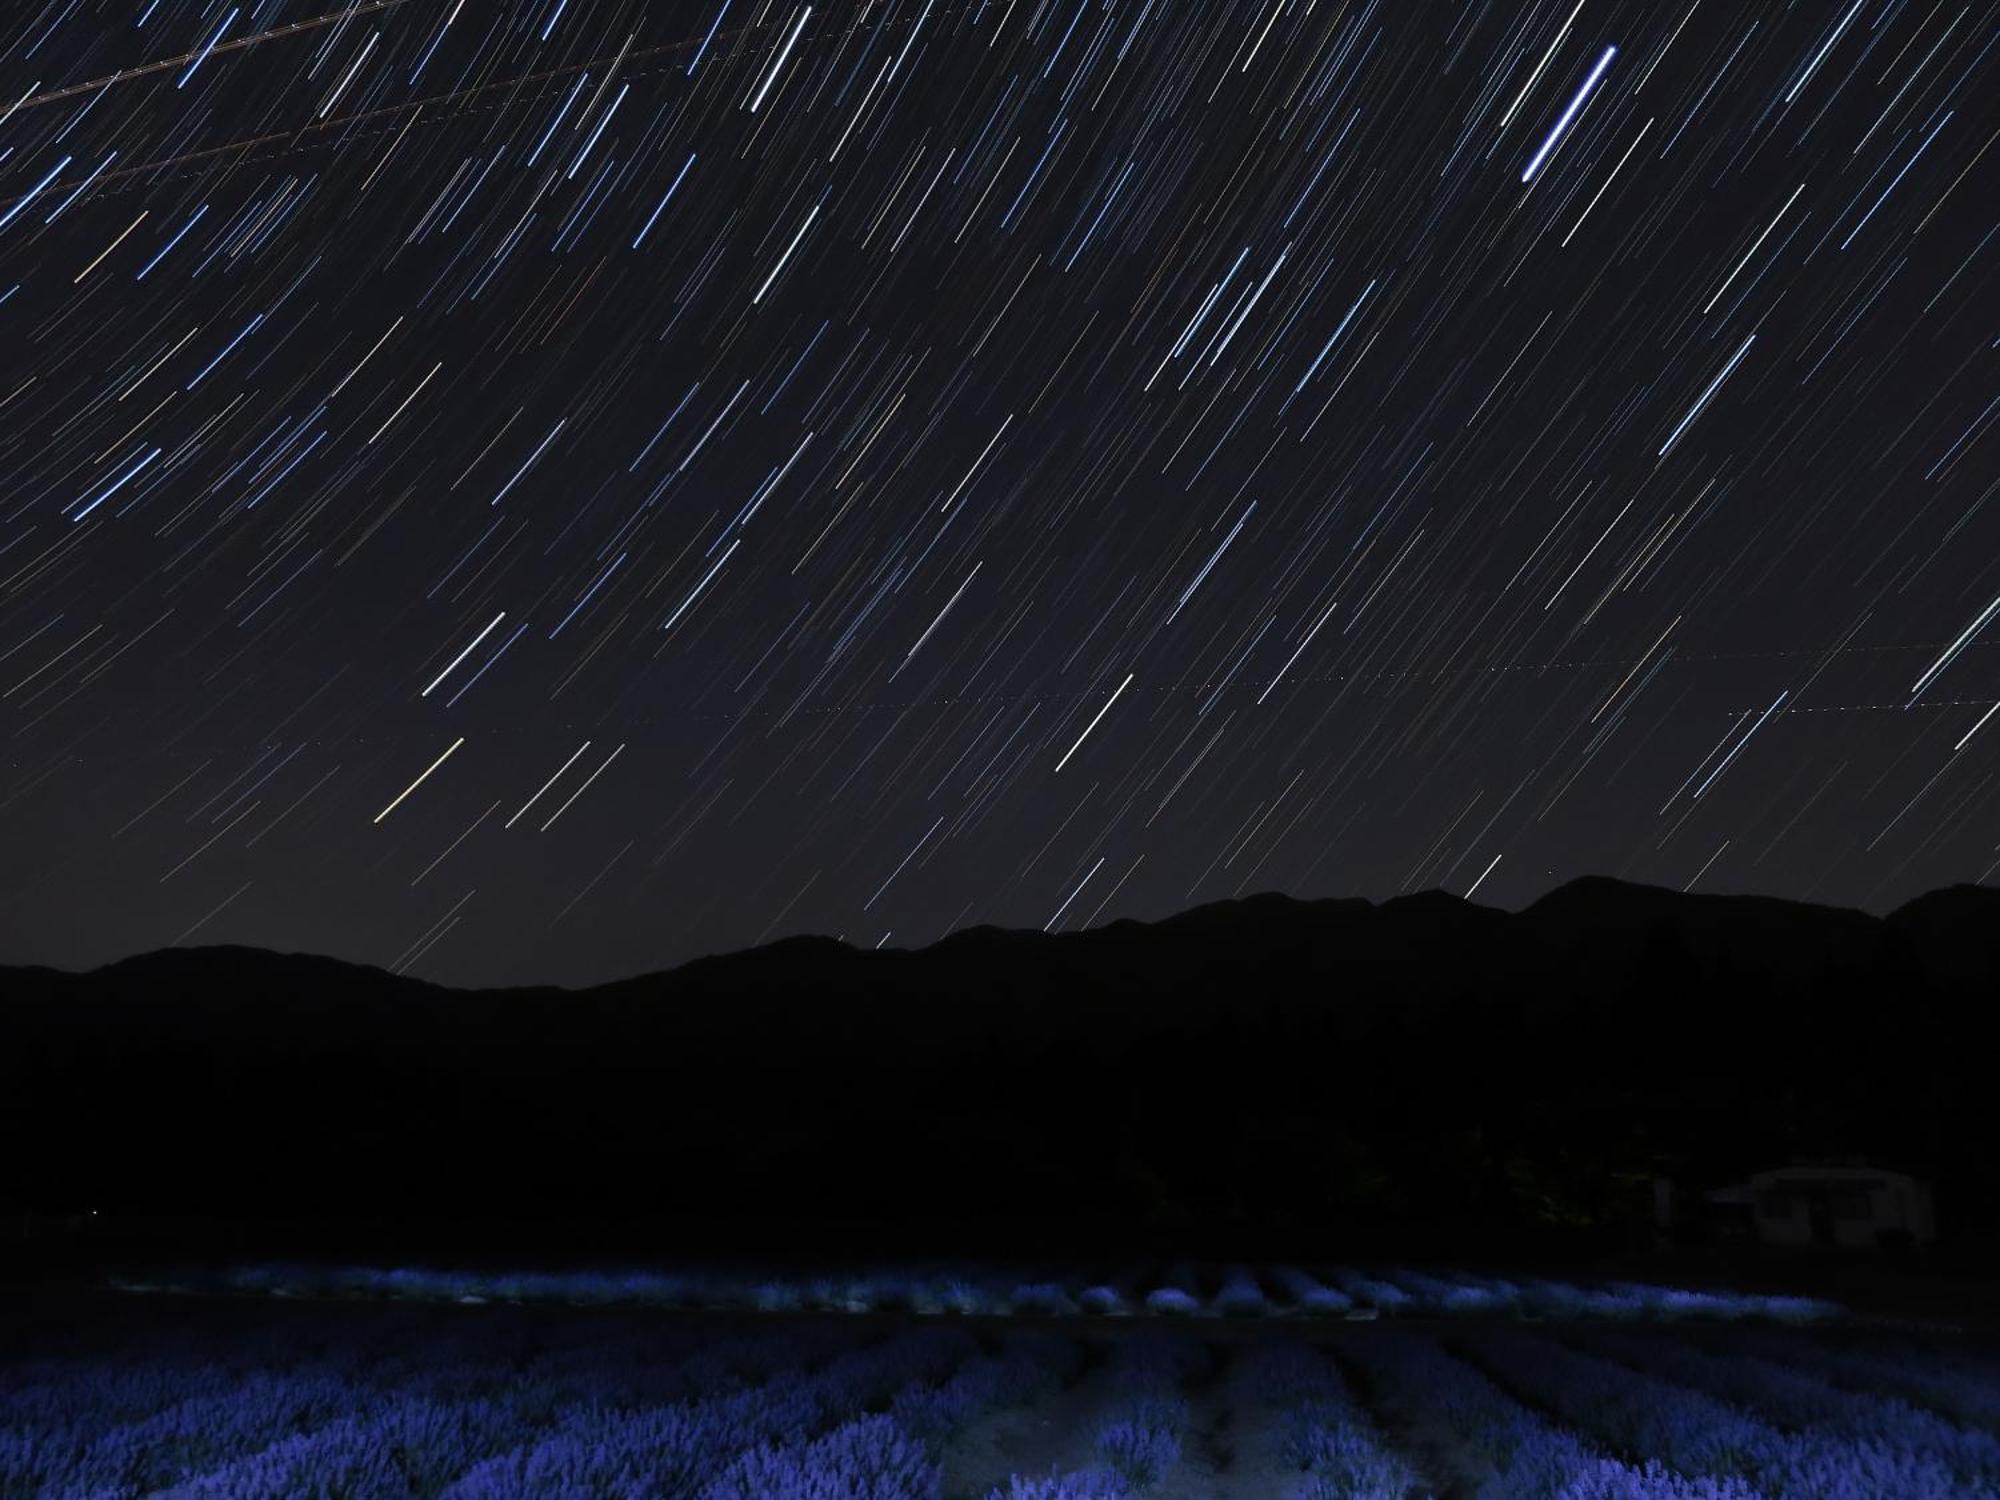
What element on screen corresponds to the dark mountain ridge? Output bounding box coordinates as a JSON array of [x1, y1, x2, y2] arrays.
[[3, 877, 1995, 1260]]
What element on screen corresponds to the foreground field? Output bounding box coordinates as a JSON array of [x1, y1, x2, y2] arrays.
[[6, 1292, 2000, 1498]]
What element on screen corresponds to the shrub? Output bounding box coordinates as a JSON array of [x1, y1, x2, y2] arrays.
[[988, 1473, 1131, 1500], [699, 1415, 940, 1500], [1008, 1283, 1076, 1317], [1267, 1266, 1353, 1316], [754, 1280, 808, 1314], [938, 1279, 986, 1316], [1213, 1267, 1268, 1317], [1095, 1398, 1187, 1487]]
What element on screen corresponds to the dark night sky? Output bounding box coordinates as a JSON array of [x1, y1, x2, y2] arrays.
[[0, 0, 1993, 987]]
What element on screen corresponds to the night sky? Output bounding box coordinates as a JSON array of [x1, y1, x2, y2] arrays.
[[0, 0, 1994, 988]]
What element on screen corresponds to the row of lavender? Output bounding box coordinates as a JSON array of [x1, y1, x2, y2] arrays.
[[120, 1259, 1839, 1323], [1005, 1326, 2000, 1499], [2, 1302, 1078, 1498], [1005, 1334, 1425, 1498], [10, 1299, 2000, 1497]]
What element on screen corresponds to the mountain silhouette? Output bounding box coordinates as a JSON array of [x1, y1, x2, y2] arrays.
[[3, 877, 1994, 1261]]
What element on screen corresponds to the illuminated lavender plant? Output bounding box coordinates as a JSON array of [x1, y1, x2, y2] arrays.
[[1242, 1341, 1419, 1497], [1008, 1282, 1078, 1317], [1267, 1266, 1354, 1316], [699, 1414, 941, 1500], [1327, 1270, 1413, 1315], [1339, 1329, 1760, 1500], [1213, 1266, 1269, 1316], [987, 1473, 1132, 1499], [1094, 1398, 1187, 1488], [1582, 1331, 2000, 1487], [1465, 1333, 1979, 1498], [1142, 1262, 1205, 1316]]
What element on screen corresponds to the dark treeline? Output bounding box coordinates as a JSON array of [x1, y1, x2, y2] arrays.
[[3, 877, 1996, 1263]]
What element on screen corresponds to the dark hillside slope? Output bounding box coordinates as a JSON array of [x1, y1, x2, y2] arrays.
[[1, 878, 1993, 1257]]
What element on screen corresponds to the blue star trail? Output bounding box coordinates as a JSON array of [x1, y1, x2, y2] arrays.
[[0, 0, 1991, 985]]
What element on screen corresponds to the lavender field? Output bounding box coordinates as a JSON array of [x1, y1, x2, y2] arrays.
[[113, 1261, 1840, 1325], [7, 1271, 2000, 1498]]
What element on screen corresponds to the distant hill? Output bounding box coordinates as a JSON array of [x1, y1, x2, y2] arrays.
[[3, 878, 1996, 1259]]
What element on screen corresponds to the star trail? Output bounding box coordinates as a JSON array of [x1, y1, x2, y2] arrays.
[[0, 0, 1994, 986]]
